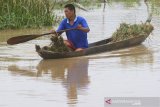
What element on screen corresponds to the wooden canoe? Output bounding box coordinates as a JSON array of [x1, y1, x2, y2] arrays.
[[36, 35, 149, 59]]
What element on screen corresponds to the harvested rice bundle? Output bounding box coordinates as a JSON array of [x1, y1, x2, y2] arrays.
[[111, 22, 154, 42], [42, 35, 70, 52]]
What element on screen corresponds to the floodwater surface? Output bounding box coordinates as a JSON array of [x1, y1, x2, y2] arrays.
[[0, 0, 160, 107]]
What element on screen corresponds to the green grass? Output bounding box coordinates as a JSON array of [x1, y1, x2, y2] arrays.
[[0, 0, 57, 29], [0, 0, 101, 30]]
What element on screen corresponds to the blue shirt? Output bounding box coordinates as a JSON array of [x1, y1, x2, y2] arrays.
[[57, 16, 89, 48]]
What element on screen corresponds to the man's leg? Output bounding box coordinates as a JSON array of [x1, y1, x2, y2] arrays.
[[64, 40, 84, 51], [75, 48, 84, 51], [64, 40, 75, 50]]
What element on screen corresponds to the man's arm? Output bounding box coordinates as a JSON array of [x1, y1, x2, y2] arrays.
[[77, 17, 90, 33], [76, 24, 90, 33], [50, 29, 63, 35], [51, 19, 65, 35]]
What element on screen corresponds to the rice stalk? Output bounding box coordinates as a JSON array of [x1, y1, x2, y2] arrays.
[[111, 22, 154, 42]]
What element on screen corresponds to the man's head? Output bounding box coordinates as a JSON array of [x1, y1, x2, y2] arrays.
[[64, 4, 76, 19]]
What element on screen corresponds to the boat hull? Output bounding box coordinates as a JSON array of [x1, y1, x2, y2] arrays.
[[36, 35, 149, 59]]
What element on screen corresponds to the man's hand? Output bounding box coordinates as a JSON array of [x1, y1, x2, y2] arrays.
[[50, 29, 61, 36], [76, 24, 90, 33], [76, 24, 83, 30], [50, 29, 56, 33]]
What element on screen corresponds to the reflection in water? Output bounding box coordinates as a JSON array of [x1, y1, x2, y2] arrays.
[[37, 58, 90, 104], [8, 58, 90, 105], [8, 65, 37, 77], [118, 45, 154, 66]]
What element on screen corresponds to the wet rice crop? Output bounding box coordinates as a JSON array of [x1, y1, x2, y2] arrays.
[[111, 22, 154, 42], [41, 34, 71, 52]]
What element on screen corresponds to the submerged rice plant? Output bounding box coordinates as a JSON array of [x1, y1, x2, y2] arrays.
[[0, 0, 58, 29]]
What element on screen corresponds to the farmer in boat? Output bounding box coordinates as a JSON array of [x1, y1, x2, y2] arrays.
[[54, 4, 90, 51]]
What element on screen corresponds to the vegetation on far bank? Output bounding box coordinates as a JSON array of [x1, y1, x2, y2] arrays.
[[0, 0, 160, 30], [0, 0, 101, 30], [0, 0, 60, 30]]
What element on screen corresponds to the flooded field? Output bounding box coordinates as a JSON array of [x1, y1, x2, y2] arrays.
[[0, 0, 160, 107]]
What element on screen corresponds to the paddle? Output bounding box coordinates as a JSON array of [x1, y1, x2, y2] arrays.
[[7, 28, 76, 45]]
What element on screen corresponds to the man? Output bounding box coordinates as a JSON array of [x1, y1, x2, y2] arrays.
[[56, 4, 90, 51]]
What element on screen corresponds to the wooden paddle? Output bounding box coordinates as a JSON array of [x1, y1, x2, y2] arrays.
[[7, 28, 76, 45]]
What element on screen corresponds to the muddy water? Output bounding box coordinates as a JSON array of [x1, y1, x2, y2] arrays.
[[0, 1, 160, 107]]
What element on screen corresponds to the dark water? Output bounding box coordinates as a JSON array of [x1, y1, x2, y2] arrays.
[[0, 0, 160, 107]]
